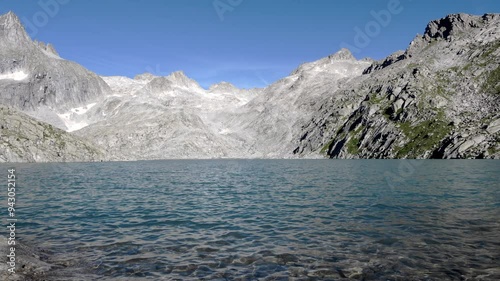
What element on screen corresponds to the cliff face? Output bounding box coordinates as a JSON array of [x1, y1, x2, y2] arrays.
[[294, 14, 500, 159], [0, 12, 110, 113]]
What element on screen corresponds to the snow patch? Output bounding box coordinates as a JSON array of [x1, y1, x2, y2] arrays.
[[70, 103, 96, 115], [57, 102, 97, 132], [219, 128, 231, 135], [57, 112, 89, 132], [0, 71, 28, 81]]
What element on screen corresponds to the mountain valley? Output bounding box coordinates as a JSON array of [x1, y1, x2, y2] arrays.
[[0, 12, 499, 162]]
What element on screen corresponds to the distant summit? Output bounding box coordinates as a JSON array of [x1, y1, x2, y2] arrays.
[[290, 48, 371, 76], [327, 48, 356, 61], [134, 72, 157, 82], [208, 82, 239, 94]]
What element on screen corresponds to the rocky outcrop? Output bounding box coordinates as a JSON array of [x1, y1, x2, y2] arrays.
[[294, 13, 500, 159], [0, 236, 98, 280], [34, 40, 59, 57], [424, 13, 483, 41], [0, 236, 53, 281], [0, 106, 111, 162]]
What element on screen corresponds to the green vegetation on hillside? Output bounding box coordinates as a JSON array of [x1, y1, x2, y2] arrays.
[[320, 140, 333, 154], [347, 125, 365, 155], [483, 66, 500, 95], [395, 111, 451, 158]]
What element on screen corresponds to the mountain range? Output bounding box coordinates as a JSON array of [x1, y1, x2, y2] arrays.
[[0, 11, 499, 162]]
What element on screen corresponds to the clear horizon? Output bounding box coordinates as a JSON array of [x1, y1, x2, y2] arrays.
[[1, 0, 499, 89]]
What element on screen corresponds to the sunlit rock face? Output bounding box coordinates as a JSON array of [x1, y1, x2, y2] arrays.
[[295, 14, 500, 159], [0, 12, 110, 120]]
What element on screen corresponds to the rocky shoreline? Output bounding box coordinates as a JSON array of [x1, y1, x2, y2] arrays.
[[0, 237, 99, 281]]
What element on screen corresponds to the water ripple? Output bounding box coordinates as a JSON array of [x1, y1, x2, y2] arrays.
[[1, 160, 499, 280]]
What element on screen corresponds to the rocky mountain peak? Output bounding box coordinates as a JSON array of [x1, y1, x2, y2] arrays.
[[328, 48, 356, 61], [0, 11, 110, 112], [168, 70, 188, 80], [290, 48, 365, 76], [209, 81, 238, 94], [166, 71, 201, 89], [2, 11, 21, 26], [0, 11, 31, 45], [424, 13, 483, 41], [134, 72, 157, 82], [143, 71, 203, 93]]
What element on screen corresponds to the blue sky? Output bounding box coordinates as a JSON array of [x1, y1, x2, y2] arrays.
[[1, 0, 499, 88]]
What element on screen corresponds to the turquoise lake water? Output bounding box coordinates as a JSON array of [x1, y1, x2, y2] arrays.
[[1, 160, 499, 280]]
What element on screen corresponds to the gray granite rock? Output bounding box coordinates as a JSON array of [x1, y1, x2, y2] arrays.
[[295, 13, 500, 159], [0, 12, 110, 113]]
